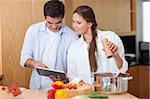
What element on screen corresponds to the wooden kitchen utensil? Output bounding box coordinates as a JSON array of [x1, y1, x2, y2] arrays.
[[102, 38, 113, 58]]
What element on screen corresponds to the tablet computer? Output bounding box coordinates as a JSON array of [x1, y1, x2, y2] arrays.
[[36, 67, 67, 80]]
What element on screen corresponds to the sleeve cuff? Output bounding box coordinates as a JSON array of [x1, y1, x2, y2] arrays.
[[119, 58, 128, 73], [20, 56, 33, 68]]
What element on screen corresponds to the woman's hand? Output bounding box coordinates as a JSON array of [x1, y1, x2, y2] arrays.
[[107, 41, 123, 69], [78, 80, 86, 87], [107, 41, 119, 57]]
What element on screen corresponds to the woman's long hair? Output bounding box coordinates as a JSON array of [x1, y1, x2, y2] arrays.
[[73, 6, 98, 72]]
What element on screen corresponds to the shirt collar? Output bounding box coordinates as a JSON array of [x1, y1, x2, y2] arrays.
[[78, 35, 88, 47], [39, 21, 64, 36]]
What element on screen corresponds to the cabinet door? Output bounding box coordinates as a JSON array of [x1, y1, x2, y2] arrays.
[[128, 66, 139, 97], [128, 66, 150, 99], [95, 0, 131, 34], [139, 66, 150, 99], [66, 0, 131, 36], [1, 0, 33, 88]]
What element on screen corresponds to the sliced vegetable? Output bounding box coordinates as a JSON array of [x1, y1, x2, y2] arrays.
[[8, 84, 21, 97], [55, 90, 68, 99], [88, 92, 109, 99], [52, 81, 65, 89], [47, 89, 56, 99]]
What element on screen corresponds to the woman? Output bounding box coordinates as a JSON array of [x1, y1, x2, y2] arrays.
[[67, 6, 128, 85]]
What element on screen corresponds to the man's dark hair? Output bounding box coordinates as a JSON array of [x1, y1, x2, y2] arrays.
[[44, 0, 65, 18]]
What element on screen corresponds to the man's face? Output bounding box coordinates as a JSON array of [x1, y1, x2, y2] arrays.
[[45, 16, 62, 32]]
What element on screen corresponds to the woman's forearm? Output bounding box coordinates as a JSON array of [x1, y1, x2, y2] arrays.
[[113, 53, 123, 69]]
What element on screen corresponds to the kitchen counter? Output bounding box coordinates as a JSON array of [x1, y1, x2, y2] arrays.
[[103, 93, 138, 99], [0, 86, 138, 99], [72, 93, 138, 99]]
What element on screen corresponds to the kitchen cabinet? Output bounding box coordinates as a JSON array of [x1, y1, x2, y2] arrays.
[[138, 65, 150, 99], [65, 0, 136, 36], [128, 66, 139, 97], [0, 0, 34, 88], [0, 0, 66, 89], [128, 65, 150, 99], [131, 0, 136, 32], [0, 0, 50, 88]]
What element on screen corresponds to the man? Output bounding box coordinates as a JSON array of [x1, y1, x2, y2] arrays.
[[20, 0, 77, 90]]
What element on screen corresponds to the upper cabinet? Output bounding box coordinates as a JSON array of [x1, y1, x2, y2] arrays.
[[131, 0, 136, 33], [65, 0, 136, 36]]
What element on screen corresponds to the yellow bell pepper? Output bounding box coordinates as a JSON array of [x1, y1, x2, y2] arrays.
[[55, 90, 68, 99]]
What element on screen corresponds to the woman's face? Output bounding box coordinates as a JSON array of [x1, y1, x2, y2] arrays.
[[72, 13, 91, 35]]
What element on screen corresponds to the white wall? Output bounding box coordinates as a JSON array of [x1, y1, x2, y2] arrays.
[[136, 0, 150, 63], [143, 1, 150, 42]]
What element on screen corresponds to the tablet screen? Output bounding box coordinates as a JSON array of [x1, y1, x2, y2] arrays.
[[36, 67, 67, 80]]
